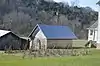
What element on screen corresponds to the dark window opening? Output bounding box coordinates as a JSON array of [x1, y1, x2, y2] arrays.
[[90, 30, 93, 35], [37, 39, 41, 49]]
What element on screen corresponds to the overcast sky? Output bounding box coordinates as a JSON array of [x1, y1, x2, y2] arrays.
[[54, 0, 99, 11]]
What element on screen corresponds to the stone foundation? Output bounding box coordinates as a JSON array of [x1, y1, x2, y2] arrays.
[[96, 44, 100, 49]]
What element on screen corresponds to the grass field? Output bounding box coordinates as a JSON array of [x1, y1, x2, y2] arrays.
[[0, 49, 100, 66]]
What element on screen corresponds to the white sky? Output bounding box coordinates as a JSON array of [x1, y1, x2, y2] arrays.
[[54, 0, 99, 11]]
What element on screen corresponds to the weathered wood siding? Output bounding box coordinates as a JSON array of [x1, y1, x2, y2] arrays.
[[47, 39, 72, 49], [0, 33, 26, 50], [88, 29, 97, 41]]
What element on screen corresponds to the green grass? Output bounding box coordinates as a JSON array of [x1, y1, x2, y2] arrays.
[[0, 49, 100, 66]]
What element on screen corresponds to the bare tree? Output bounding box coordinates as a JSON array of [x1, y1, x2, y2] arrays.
[[71, 0, 79, 7], [3, 11, 32, 36]]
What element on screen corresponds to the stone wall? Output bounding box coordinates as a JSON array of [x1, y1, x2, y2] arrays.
[[47, 39, 72, 49]]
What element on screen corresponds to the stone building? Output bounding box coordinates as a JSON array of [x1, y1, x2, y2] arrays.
[[29, 24, 77, 50]]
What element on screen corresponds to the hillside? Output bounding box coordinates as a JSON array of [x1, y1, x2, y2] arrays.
[[0, 0, 98, 39]]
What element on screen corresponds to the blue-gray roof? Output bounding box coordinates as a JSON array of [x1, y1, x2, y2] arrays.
[[38, 24, 77, 39]]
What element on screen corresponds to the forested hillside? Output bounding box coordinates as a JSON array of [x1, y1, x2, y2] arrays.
[[0, 0, 98, 39]]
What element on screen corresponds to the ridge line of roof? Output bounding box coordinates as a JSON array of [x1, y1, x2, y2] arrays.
[[38, 24, 68, 27], [88, 21, 97, 29]]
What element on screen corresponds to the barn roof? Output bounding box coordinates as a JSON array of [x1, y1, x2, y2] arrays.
[[0, 30, 11, 37], [0, 30, 28, 41], [29, 24, 77, 39], [20, 37, 30, 40], [87, 21, 97, 30]]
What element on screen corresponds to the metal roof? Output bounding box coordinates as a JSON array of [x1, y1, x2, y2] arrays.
[[0, 30, 28, 41], [0, 30, 11, 37], [20, 37, 30, 40], [38, 24, 77, 39], [87, 21, 97, 30]]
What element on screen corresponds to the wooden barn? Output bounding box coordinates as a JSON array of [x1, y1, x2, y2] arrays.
[[0, 30, 29, 50], [29, 24, 77, 50]]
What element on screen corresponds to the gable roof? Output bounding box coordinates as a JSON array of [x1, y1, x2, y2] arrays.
[[87, 21, 97, 30], [29, 24, 77, 39], [0, 30, 11, 37], [0, 30, 28, 41]]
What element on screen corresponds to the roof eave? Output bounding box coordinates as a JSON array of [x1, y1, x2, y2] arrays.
[[28, 24, 39, 37], [47, 37, 77, 40], [87, 28, 97, 30]]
